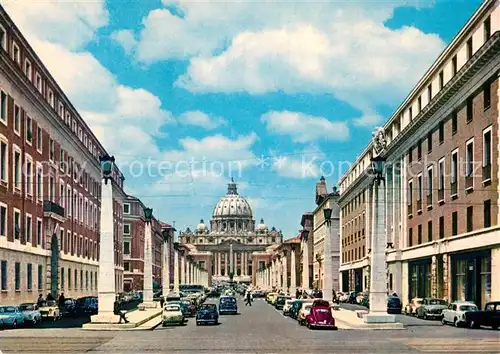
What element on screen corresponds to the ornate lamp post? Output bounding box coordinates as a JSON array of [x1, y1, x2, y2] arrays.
[[323, 207, 333, 301], [90, 155, 118, 323], [142, 207, 155, 306], [162, 229, 171, 296]]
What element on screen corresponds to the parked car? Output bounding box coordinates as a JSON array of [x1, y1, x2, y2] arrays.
[[196, 303, 219, 325], [76, 296, 98, 316], [416, 298, 448, 320], [219, 295, 238, 315], [305, 301, 338, 330], [181, 300, 197, 317], [282, 299, 296, 316], [387, 296, 403, 314], [405, 297, 423, 316], [19, 303, 42, 325], [274, 295, 291, 310], [298, 302, 313, 326], [162, 304, 184, 326], [347, 292, 357, 304], [39, 300, 61, 321], [0, 305, 26, 328], [61, 298, 77, 317], [463, 301, 500, 329], [266, 293, 277, 304], [441, 301, 478, 327], [289, 300, 305, 320]]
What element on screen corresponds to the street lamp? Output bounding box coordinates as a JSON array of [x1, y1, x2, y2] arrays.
[[143, 207, 153, 224], [323, 208, 332, 226], [300, 229, 309, 242], [99, 154, 115, 184], [162, 229, 170, 242]]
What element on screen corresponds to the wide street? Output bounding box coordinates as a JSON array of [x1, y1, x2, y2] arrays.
[[1, 298, 499, 354]]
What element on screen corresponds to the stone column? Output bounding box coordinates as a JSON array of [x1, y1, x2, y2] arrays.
[[270, 261, 275, 288], [364, 180, 394, 323], [243, 253, 247, 276], [431, 255, 437, 298], [188, 262, 192, 284], [229, 244, 234, 276], [217, 253, 221, 276], [162, 236, 170, 296], [277, 258, 283, 289], [180, 253, 186, 285], [173, 246, 180, 293], [143, 221, 154, 306], [302, 239, 310, 290], [290, 246, 296, 296], [91, 177, 117, 323], [323, 219, 333, 302], [224, 253, 228, 276], [283, 251, 288, 293]]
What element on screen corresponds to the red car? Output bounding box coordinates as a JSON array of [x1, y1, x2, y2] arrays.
[[182, 300, 196, 317], [306, 301, 338, 330]]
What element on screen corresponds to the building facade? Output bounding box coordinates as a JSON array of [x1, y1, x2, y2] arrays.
[[0, 6, 126, 304], [178, 180, 283, 284], [339, 0, 500, 308], [122, 195, 168, 292]]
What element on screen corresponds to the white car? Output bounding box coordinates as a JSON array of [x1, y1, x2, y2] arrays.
[[441, 301, 478, 327], [162, 304, 184, 326], [20, 303, 41, 325], [282, 299, 296, 315]]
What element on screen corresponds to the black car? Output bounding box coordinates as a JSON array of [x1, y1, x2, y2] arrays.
[[196, 304, 219, 325], [387, 296, 402, 314], [464, 301, 500, 329], [290, 300, 303, 320], [219, 296, 238, 315], [274, 296, 291, 310]]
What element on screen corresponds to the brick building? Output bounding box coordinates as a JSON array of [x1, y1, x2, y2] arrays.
[[0, 6, 126, 305], [339, 0, 500, 308], [122, 195, 168, 292]]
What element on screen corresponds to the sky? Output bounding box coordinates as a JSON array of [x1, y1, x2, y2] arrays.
[[1, 0, 483, 238]]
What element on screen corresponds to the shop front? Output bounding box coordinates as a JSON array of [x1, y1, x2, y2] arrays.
[[450, 250, 491, 308], [408, 258, 432, 302]]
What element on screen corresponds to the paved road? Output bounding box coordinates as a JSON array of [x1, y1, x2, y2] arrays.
[[1, 297, 499, 353]]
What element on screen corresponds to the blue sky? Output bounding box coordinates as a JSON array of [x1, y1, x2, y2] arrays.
[[2, 0, 483, 237]]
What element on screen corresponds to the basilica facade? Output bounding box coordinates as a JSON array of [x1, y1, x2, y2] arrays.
[[178, 180, 283, 284]]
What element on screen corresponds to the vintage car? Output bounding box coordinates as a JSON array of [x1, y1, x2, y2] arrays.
[[266, 292, 277, 304], [19, 303, 42, 325], [442, 301, 478, 327], [181, 299, 197, 317], [196, 303, 219, 325], [282, 299, 296, 316], [219, 295, 238, 315], [274, 295, 292, 310], [39, 300, 61, 321], [289, 300, 304, 320], [463, 301, 500, 329], [305, 301, 338, 330], [387, 296, 403, 314], [162, 304, 184, 326], [0, 305, 26, 328], [416, 298, 448, 320], [405, 297, 423, 316], [298, 302, 313, 326]]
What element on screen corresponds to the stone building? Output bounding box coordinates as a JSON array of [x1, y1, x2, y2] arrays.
[[0, 7, 126, 304], [178, 179, 283, 284], [339, 0, 500, 308]]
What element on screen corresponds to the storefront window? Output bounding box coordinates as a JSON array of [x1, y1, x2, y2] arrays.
[[454, 259, 467, 301], [480, 257, 491, 308]]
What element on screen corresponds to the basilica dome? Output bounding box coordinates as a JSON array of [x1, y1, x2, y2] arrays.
[[213, 180, 253, 219]]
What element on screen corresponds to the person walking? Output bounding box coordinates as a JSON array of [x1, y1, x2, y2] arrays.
[[37, 294, 44, 306], [114, 300, 129, 323], [245, 290, 252, 306], [58, 293, 66, 309], [160, 296, 165, 308]]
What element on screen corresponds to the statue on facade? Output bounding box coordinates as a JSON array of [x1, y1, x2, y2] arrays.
[[372, 127, 387, 156]]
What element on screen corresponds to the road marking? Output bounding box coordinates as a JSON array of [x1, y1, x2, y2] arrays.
[[403, 339, 500, 353]]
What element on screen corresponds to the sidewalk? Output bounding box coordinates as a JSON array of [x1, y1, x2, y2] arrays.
[[82, 306, 162, 331], [333, 309, 405, 330]]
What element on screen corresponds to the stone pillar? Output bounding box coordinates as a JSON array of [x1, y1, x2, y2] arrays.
[[217, 253, 221, 276], [224, 253, 228, 276], [431, 255, 437, 298], [323, 220, 333, 302], [173, 247, 180, 293], [277, 258, 283, 289], [143, 221, 154, 305], [282, 251, 288, 293], [302, 239, 310, 290], [290, 247, 297, 295], [162, 237, 170, 296], [180, 254, 186, 285], [443, 253, 450, 301], [364, 180, 395, 323], [229, 244, 234, 276], [91, 178, 118, 323]]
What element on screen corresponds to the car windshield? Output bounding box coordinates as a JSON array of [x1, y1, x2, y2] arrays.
[[43, 300, 57, 307], [313, 300, 330, 307], [0, 306, 16, 313], [388, 297, 401, 304], [220, 297, 236, 304], [428, 299, 446, 305], [20, 304, 35, 311], [459, 305, 477, 311], [200, 304, 216, 311]]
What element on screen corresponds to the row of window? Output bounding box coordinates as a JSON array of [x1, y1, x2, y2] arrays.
[[341, 190, 366, 219], [408, 200, 491, 247], [340, 15, 492, 193], [60, 267, 97, 291], [342, 245, 366, 264], [0, 260, 43, 292]]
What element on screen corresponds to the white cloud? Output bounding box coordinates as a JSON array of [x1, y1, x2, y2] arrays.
[[270, 148, 326, 179], [0, 0, 108, 50], [261, 111, 349, 143], [178, 111, 227, 130], [110, 30, 138, 55]]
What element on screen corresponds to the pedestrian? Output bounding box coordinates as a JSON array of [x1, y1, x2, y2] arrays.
[[114, 300, 129, 323], [37, 294, 44, 306], [58, 293, 66, 309], [245, 291, 252, 306], [160, 296, 165, 308], [295, 289, 301, 299], [46, 293, 54, 301]]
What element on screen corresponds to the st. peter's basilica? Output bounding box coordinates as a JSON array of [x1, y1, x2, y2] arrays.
[[178, 179, 283, 283]]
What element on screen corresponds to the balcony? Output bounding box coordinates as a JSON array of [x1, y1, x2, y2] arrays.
[[438, 189, 444, 204], [465, 176, 473, 191], [450, 182, 458, 198], [426, 193, 433, 209], [43, 200, 66, 222], [483, 164, 491, 183], [416, 199, 422, 213]]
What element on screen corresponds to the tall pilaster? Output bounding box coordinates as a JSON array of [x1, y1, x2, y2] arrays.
[[323, 219, 333, 302], [282, 251, 288, 293], [162, 236, 170, 296], [290, 247, 296, 295], [302, 239, 310, 290], [181, 254, 186, 285], [173, 246, 180, 293], [143, 221, 154, 304]]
